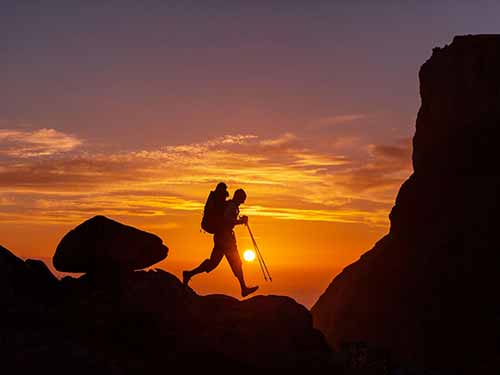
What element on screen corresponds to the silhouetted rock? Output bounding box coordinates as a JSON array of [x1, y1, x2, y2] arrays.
[[1, 244, 28, 301], [312, 34, 500, 373], [26, 258, 58, 282], [0, 245, 58, 303], [1, 250, 336, 372], [62, 270, 331, 368], [53, 215, 168, 273]]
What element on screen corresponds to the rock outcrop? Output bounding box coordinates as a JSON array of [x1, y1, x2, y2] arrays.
[[311, 35, 500, 373], [53, 215, 168, 272], [1, 245, 58, 303], [2, 242, 334, 372]]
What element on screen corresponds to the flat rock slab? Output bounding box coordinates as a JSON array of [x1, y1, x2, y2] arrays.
[[53, 215, 168, 273]]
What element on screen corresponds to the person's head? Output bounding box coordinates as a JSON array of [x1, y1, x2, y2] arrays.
[[215, 182, 229, 197], [233, 188, 247, 205]]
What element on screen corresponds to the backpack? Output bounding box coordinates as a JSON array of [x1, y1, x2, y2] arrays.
[[201, 190, 226, 234]]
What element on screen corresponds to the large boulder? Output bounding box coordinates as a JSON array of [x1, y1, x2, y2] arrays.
[[311, 35, 500, 372], [53, 215, 168, 273]]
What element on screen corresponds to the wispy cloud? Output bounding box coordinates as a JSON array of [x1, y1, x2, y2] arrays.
[[304, 114, 367, 136], [344, 138, 412, 188], [0, 128, 82, 157], [315, 114, 367, 127], [259, 132, 297, 147], [0, 130, 412, 227]]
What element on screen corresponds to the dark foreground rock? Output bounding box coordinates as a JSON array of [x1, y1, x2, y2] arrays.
[[1, 245, 58, 303], [312, 35, 500, 374], [1, 244, 339, 373], [53, 215, 168, 272]]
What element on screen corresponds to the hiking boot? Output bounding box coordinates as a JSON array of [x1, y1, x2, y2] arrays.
[[182, 271, 191, 286], [241, 285, 259, 297]]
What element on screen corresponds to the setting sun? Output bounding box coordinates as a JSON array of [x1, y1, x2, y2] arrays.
[[243, 249, 256, 262]]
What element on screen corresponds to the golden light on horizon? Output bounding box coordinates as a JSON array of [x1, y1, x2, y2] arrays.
[[243, 249, 256, 262]]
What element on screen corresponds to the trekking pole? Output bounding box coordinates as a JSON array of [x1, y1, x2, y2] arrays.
[[246, 223, 268, 282], [252, 228, 272, 282], [244, 221, 267, 281], [253, 234, 268, 282], [246, 223, 272, 282]]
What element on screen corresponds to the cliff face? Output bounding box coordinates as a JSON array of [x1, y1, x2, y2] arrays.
[[311, 35, 500, 371]]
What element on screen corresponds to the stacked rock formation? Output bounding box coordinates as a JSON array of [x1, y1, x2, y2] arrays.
[[311, 35, 500, 373]]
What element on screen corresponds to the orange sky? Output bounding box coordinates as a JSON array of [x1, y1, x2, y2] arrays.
[[5, 2, 498, 307], [0, 130, 411, 307]]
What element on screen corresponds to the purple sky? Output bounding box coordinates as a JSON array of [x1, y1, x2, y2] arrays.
[[3, 2, 499, 150]]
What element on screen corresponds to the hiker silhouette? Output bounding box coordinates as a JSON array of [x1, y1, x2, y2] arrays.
[[183, 184, 259, 297]]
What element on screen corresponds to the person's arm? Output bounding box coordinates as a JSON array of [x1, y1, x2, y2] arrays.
[[224, 203, 239, 227], [224, 204, 248, 226]]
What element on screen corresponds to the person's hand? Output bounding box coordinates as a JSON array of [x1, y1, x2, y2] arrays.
[[241, 215, 248, 225]]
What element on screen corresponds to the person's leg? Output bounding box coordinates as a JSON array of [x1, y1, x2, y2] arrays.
[[183, 234, 224, 285], [225, 231, 258, 297]]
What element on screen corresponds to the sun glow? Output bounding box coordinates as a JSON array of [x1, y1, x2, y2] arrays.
[[243, 249, 256, 262]]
